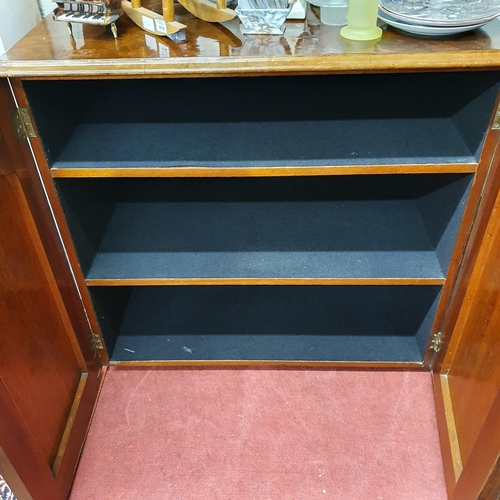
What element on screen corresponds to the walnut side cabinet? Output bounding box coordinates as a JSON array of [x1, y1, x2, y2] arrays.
[[1, 14, 500, 500]]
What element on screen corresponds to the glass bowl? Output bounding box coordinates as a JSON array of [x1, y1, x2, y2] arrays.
[[236, 0, 294, 34]]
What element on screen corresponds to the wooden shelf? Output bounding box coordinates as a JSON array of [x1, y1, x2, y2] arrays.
[[48, 120, 477, 173], [50, 163, 478, 179], [111, 333, 425, 363], [22, 72, 498, 178], [56, 175, 471, 284], [83, 198, 446, 282], [90, 285, 441, 363], [86, 278, 445, 286]]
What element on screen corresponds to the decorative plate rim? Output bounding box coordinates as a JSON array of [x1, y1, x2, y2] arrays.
[[379, 0, 500, 26], [378, 10, 487, 33]]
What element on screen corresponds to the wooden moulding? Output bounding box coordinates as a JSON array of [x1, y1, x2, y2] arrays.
[[51, 374, 88, 477], [50, 163, 478, 178], [86, 278, 446, 286], [433, 372, 463, 496], [3, 15, 500, 79], [3, 52, 500, 80], [109, 360, 426, 369]]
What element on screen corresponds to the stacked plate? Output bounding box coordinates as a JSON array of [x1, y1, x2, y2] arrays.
[[378, 0, 500, 36]]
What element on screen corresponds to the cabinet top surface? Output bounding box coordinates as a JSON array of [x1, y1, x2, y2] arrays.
[[2, 2, 500, 78]]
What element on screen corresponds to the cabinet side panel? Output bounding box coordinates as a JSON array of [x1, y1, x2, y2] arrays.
[[452, 79, 500, 159]]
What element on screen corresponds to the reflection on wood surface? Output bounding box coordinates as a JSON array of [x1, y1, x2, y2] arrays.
[[0, 1, 499, 77]]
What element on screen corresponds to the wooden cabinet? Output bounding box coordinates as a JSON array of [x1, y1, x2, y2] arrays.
[[0, 11, 500, 499]]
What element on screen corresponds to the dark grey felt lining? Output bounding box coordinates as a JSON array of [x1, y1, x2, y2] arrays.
[[56, 175, 471, 281], [53, 119, 475, 168], [22, 72, 499, 170], [94, 286, 441, 362], [87, 200, 442, 280]]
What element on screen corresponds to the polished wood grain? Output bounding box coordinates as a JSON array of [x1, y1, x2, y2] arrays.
[[0, 376, 56, 500], [0, 446, 34, 500], [50, 163, 478, 178], [0, 78, 104, 500], [445, 183, 500, 467], [438, 374, 463, 480], [451, 390, 500, 500], [431, 91, 500, 369], [51, 374, 88, 477], [478, 454, 500, 500], [1, 4, 500, 78], [437, 130, 500, 374], [0, 169, 82, 467], [86, 277, 446, 286], [432, 371, 461, 495], [432, 144, 500, 497], [162, 0, 175, 22]]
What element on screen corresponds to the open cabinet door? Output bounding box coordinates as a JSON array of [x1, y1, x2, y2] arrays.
[[0, 78, 104, 500], [435, 149, 500, 500]]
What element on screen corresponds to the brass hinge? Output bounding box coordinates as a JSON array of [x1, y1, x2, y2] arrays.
[[13, 107, 36, 140], [90, 333, 104, 354], [430, 331, 443, 353], [492, 102, 500, 130]]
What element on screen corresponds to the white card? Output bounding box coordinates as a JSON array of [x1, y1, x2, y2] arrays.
[[155, 19, 168, 35], [142, 15, 155, 32]]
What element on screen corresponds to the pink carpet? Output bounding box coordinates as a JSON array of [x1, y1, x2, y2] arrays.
[[69, 368, 446, 500]]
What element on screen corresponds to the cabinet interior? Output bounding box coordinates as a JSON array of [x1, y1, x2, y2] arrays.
[[23, 72, 499, 170], [25, 71, 494, 364], [55, 175, 471, 282], [54, 174, 470, 363], [90, 285, 441, 363]]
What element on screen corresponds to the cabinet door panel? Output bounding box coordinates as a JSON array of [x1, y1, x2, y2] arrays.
[[448, 233, 500, 468], [441, 163, 500, 499], [0, 77, 103, 500], [0, 170, 84, 468]]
